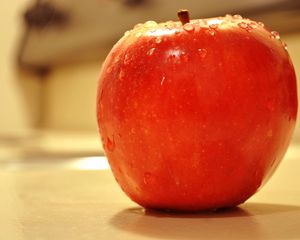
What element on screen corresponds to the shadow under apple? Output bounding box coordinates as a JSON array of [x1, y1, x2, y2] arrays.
[[109, 202, 300, 239]]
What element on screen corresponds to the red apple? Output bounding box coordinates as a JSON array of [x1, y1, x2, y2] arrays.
[[97, 10, 298, 211]]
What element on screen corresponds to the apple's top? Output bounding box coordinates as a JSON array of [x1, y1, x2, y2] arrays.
[[121, 14, 287, 51]]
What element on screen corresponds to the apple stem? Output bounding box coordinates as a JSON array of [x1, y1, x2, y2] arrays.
[[177, 9, 190, 25]]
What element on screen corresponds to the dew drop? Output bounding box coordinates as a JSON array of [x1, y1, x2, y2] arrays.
[[147, 47, 156, 56], [270, 31, 280, 40], [124, 31, 130, 37], [155, 37, 162, 44], [249, 22, 258, 29], [124, 54, 130, 65], [183, 23, 194, 32], [118, 69, 126, 81], [105, 136, 115, 152], [282, 42, 288, 50], [135, 32, 142, 38], [233, 14, 243, 19], [134, 23, 143, 29], [160, 76, 166, 85], [165, 20, 174, 29], [209, 24, 218, 29], [180, 51, 189, 62], [206, 29, 215, 36], [145, 20, 158, 27], [225, 14, 232, 18], [106, 66, 113, 73], [143, 172, 153, 185], [238, 22, 248, 29], [257, 22, 264, 27], [194, 24, 201, 32], [198, 48, 207, 58]]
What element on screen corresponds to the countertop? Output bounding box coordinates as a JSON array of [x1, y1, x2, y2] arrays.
[[0, 144, 300, 240]]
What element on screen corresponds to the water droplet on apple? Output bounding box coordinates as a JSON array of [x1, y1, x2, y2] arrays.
[[119, 69, 126, 81], [233, 14, 243, 19], [282, 42, 288, 50], [106, 66, 113, 73], [160, 76, 166, 85], [145, 20, 158, 27], [143, 172, 153, 185], [198, 48, 207, 58], [124, 54, 130, 65], [257, 22, 264, 27], [238, 22, 248, 29], [147, 47, 156, 56], [183, 23, 194, 32], [249, 22, 258, 29], [105, 136, 115, 152], [206, 29, 216, 36], [134, 23, 143, 29], [135, 32, 142, 38], [180, 51, 189, 62], [165, 20, 174, 29], [225, 14, 232, 18], [124, 31, 130, 37], [209, 24, 218, 29], [270, 31, 280, 39], [155, 37, 162, 44]]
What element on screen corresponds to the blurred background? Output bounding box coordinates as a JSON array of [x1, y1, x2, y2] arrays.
[[0, 0, 300, 165]]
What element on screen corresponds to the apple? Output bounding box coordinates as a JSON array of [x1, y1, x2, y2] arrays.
[[96, 10, 298, 211]]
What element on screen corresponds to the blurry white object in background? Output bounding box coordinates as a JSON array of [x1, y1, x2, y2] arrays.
[[0, 0, 38, 137]]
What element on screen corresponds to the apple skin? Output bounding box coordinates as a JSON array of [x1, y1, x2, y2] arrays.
[[96, 15, 298, 211]]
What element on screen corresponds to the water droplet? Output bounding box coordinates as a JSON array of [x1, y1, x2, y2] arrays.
[[160, 76, 166, 85], [145, 20, 158, 27], [238, 22, 248, 29], [225, 14, 232, 18], [124, 30, 130, 37], [257, 22, 264, 27], [206, 29, 215, 36], [118, 69, 125, 81], [180, 51, 189, 62], [249, 22, 258, 29], [183, 23, 194, 32], [233, 14, 243, 19], [194, 24, 201, 32], [209, 24, 218, 29], [282, 42, 288, 50], [147, 47, 155, 56], [155, 37, 162, 44], [198, 48, 207, 58], [143, 172, 153, 185], [270, 31, 280, 39], [124, 54, 130, 65], [165, 20, 174, 29], [134, 23, 143, 29], [106, 66, 113, 73], [135, 32, 142, 38], [105, 136, 115, 152]]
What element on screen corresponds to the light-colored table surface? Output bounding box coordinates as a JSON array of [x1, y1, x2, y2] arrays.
[[0, 144, 299, 240]]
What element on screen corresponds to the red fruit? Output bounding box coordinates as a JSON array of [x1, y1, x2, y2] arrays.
[[97, 10, 298, 211]]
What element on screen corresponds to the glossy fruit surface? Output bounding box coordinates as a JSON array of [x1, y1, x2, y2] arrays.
[[97, 14, 298, 211]]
